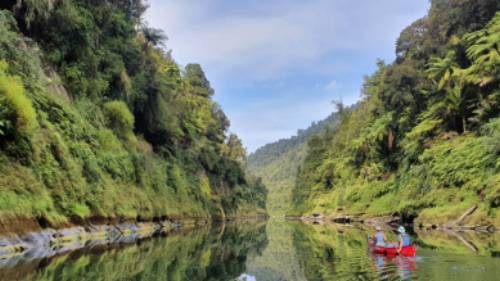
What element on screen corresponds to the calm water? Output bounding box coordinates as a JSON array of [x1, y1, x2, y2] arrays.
[[0, 220, 498, 281]]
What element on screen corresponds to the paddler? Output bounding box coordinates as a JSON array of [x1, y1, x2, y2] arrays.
[[396, 226, 411, 253], [372, 226, 387, 247]]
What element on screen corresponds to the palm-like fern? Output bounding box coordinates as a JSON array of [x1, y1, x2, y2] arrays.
[[463, 12, 500, 87], [425, 50, 470, 132], [141, 26, 168, 48], [426, 51, 462, 90]]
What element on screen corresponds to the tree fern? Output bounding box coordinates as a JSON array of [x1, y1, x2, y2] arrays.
[[426, 51, 461, 90], [463, 12, 500, 87]]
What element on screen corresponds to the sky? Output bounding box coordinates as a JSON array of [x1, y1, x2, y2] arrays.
[[146, 0, 430, 152]]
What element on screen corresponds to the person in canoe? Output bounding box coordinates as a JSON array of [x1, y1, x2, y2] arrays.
[[370, 225, 417, 256], [395, 226, 411, 253], [372, 226, 388, 247]]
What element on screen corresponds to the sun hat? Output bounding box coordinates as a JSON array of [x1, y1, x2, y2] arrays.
[[398, 226, 406, 234]]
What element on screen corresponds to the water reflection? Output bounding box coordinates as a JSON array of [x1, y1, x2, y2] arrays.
[[0, 222, 268, 281], [0, 220, 499, 281], [369, 254, 417, 280]]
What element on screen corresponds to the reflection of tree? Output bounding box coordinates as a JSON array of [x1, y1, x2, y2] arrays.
[[245, 221, 309, 281], [415, 228, 498, 256], [204, 222, 268, 281], [292, 223, 499, 281], [0, 222, 268, 281], [292, 223, 381, 281]]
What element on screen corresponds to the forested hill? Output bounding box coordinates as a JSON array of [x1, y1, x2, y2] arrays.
[[0, 0, 266, 230], [248, 113, 340, 169], [247, 112, 340, 216], [290, 0, 500, 227]]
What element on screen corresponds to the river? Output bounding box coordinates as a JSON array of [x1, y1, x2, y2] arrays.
[[0, 220, 498, 281]]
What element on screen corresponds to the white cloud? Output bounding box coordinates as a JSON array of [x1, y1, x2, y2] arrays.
[[325, 80, 340, 92], [146, 0, 428, 82], [145, 0, 430, 150], [227, 96, 335, 152]]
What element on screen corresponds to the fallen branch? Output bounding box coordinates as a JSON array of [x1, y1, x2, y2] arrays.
[[449, 204, 478, 228]]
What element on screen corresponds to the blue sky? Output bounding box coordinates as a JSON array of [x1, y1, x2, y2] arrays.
[[146, 0, 430, 152]]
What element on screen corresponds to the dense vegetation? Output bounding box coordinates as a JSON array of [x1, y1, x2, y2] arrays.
[[0, 0, 266, 229], [290, 0, 500, 227], [247, 113, 339, 216]]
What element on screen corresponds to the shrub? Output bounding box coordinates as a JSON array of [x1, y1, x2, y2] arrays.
[[481, 117, 500, 155], [0, 65, 38, 135], [103, 100, 136, 143]]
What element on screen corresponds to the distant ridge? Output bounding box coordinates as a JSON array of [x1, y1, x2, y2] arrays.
[[248, 112, 340, 169], [247, 111, 341, 216]]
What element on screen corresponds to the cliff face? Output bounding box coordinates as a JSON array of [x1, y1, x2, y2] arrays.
[[0, 2, 266, 233]]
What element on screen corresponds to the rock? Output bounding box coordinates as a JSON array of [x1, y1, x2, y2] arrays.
[[0, 219, 187, 263]]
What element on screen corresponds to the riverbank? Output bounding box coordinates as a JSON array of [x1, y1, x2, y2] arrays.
[[290, 214, 499, 232], [0, 213, 269, 263], [0, 220, 269, 281], [0, 218, 207, 262]]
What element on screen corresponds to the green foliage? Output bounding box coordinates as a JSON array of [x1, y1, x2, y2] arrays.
[[103, 100, 136, 143], [0, 62, 38, 135], [225, 134, 246, 164], [289, 1, 500, 226], [247, 112, 340, 216], [0, 0, 266, 226], [12, 0, 59, 28], [141, 26, 167, 48]]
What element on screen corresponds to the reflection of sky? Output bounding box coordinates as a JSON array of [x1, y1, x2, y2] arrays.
[[146, 1, 430, 152], [237, 273, 257, 281]]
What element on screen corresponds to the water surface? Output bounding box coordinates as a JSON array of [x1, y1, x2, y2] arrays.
[[0, 220, 498, 281]]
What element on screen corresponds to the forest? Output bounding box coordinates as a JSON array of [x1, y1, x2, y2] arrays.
[[247, 112, 340, 216], [0, 0, 266, 230], [289, 0, 500, 227]]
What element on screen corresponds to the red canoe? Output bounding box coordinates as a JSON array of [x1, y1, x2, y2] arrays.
[[369, 243, 417, 257]]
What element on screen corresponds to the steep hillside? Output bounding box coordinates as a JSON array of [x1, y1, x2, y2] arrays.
[[0, 1, 266, 232], [290, 0, 500, 227], [247, 113, 339, 216]]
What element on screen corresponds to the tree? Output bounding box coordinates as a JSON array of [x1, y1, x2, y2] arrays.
[[184, 64, 214, 97], [426, 51, 469, 132], [426, 51, 462, 90], [226, 134, 246, 164], [428, 0, 499, 43], [461, 12, 500, 123], [141, 26, 167, 49], [463, 12, 500, 87], [396, 18, 430, 62], [12, 0, 59, 29]]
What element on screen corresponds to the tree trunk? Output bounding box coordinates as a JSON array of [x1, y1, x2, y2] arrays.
[[387, 127, 395, 152], [462, 116, 467, 134]]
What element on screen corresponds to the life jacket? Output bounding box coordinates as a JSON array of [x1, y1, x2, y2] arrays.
[[375, 232, 385, 246], [401, 234, 411, 247]]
